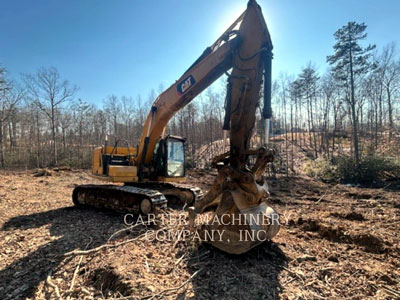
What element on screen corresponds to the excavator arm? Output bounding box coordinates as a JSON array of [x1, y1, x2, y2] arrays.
[[136, 0, 273, 176], [135, 34, 239, 179]]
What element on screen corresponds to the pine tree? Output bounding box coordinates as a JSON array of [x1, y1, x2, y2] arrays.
[[327, 22, 375, 166]]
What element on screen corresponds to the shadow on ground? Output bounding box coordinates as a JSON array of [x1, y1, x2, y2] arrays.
[[184, 241, 287, 299], [0, 206, 128, 299]]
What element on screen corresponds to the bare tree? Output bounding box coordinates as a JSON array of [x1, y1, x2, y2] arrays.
[[377, 43, 400, 140], [0, 68, 24, 167], [0, 67, 12, 167], [23, 67, 77, 166], [298, 64, 319, 158]]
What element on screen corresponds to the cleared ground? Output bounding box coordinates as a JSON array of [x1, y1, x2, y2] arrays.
[[0, 168, 399, 299]]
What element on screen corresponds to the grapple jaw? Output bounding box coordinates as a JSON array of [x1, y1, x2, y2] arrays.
[[202, 198, 280, 255], [189, 148, 280, 254]]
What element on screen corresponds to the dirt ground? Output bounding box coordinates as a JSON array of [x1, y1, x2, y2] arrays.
[[0, 168, 399, 299]]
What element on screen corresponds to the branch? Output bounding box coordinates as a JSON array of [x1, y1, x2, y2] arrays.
[[68, 238, 92, 293], [141, 269, 202, 300], [107, 224, 141, 243], [46, 274, 61, 299], [64, 229, 154, 257]]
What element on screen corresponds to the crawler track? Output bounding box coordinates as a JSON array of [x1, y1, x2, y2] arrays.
[[72, 184, 167, 214], [127, 182, 204, 205]]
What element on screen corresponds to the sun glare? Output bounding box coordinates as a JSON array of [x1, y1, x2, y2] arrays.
[[214, 3, 245, 37]]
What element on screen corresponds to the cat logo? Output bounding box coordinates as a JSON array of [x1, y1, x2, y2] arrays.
[[177, 75, 196, 95]]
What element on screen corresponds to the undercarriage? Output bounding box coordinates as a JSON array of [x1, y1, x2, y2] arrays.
[[72, 181, 203, 214]]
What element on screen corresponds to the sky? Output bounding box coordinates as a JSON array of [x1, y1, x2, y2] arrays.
[[1, 0, 399, 105]]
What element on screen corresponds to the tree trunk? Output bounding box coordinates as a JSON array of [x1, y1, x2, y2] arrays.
[[306, 97, 312, 150], [349, 47, 360, 167], [309, 95, 318, 158], [0, 119, 4, 167], [36, 112, 41, 168], [387, 86, 393, 141], [51, 118, 57, 166], [51, 104, 58, 166]]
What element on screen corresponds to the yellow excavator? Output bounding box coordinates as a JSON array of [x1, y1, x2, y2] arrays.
[[73, 0, 280, 254]]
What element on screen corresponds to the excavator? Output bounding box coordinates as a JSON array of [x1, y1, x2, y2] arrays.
[[73, 0, 280, 254]]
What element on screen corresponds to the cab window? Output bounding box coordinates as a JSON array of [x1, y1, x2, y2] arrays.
[[166, 140, 184, 177]]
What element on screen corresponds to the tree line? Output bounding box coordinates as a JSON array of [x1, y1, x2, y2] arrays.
[[0, 66, 226, 168], [0, 21, 399, 171], [270, 22, 399, 176]]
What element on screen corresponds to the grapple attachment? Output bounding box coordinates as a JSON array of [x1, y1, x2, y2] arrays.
[[189, 148, 280, 254]]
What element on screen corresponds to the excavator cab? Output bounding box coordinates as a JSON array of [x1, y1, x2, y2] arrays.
[[151, 136, 186, 179], [166, 137, 185, 177]]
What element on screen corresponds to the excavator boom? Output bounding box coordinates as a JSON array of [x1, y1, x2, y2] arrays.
[[136, 0, 273, 171]]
